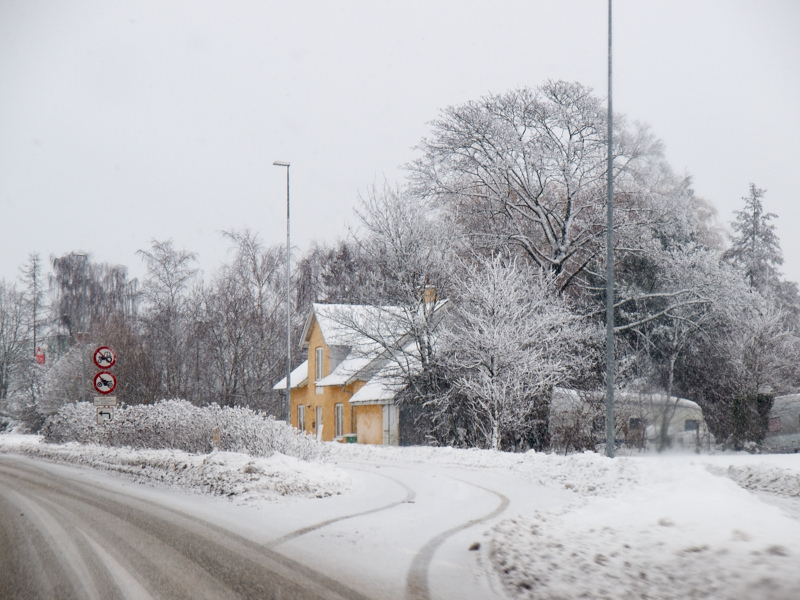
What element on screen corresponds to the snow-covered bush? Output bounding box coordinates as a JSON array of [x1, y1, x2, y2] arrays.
[[40, 400, 322, 460]]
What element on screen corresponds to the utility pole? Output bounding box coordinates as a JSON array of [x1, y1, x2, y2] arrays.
[[605, 0, 616, 458]]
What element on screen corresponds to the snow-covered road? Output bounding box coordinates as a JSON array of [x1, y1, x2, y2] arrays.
[[0, 448, 569, 600], [2, 436, 800, 600]]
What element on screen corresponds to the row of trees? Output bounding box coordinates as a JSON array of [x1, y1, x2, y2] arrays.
[[0, 232, 293, 432], [1, 80, 798, 451]]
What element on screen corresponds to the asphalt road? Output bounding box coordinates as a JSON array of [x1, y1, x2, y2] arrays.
[[0, 455, 518, 600], [0, 456, 372, 600]]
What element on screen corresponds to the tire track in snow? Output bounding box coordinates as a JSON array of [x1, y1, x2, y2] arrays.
[[266, 466, 416, 548], [404, 478, 510, 600]]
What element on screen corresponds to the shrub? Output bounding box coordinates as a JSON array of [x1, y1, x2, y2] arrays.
[[40, 400, 322, 460]]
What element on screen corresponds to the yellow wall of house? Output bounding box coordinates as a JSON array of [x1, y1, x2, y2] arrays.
[[288, 320, 370, 442]]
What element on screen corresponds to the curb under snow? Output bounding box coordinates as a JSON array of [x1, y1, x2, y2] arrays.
[[0, 436, 350, 502]]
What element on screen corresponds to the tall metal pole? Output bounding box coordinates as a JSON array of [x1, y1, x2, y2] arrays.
[[605, 0, 616, 458], [75, 253, 88, 405], [273, 161, 291, 423]]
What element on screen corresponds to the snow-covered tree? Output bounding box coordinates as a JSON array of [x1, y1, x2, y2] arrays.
[[194, 231, 288, 410], [0, 281, 28, 403], [409, 81, 669, 290], [438, 255, 595, 450], [724, 184, 783, 293]]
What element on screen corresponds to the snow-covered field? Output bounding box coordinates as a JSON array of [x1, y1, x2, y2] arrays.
[[2, 433, 800, 599]]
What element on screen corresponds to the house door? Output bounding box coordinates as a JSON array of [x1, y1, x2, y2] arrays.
[[316, 406, 323, 441]]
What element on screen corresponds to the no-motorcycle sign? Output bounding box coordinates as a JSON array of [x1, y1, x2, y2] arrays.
[[94, 371, 117, 395]]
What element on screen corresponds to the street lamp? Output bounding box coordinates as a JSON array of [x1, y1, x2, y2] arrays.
[[605, 0, 616, 458], [73, 253, 88, 404], [273, 160, 291, 423]]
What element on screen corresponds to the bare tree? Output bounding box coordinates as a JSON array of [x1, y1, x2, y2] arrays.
[[409, 81, 665, 291], [195, 231, 287, 411], [0, 281, 28, 403], [138, 239, 198, 399]]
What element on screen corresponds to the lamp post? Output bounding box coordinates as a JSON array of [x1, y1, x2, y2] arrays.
[[74, 253, 88, 404], [273, 160, 291, 422], [605, 0, 616, 458]]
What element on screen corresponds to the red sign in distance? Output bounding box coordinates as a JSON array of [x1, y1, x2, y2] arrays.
[[94, 371, 117, 395], [93, 346, 117, 369]]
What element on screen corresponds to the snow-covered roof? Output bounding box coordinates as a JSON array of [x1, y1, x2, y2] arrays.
[[284, 300, 449, 402], [349, 364, 406, 405], [316, 355, 373, 387], [302, 303, 410, 349], [552, 387, 701, 411], [272, 360, 309, 390]]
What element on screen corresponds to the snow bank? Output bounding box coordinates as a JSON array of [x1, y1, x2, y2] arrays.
[[0, 435, 350, 502], [329, 443, 641, 496], [489, 455, 800, 600], [41, 400, 322, 460], [710, 462, 800, 498]]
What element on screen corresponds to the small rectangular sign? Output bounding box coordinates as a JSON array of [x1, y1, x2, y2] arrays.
[[94, 396, 118, 407], [96, 407, 114, 424]]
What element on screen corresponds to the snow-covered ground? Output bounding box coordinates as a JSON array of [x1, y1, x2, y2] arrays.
[[0, 433, 349, 502], [2, 433, 800, 599]]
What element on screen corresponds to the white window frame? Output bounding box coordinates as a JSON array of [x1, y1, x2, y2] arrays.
[[334, 403, 344, 439], [315, 347, 324, 394], [297, 404, 305, 432]]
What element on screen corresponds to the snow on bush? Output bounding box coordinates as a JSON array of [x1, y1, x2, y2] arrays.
[[41, 400, 322, 460]]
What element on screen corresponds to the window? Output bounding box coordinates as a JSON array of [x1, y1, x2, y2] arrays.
[[685, 420, 699, 432], [297, 405, 305, 432], [315, 347, 324, 395], [769, 417, 782, 433], [315, 347, 324, 380], [335, 403, 344, 438]]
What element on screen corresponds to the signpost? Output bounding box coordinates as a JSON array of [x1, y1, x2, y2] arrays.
[[93, 346, 118, 424]]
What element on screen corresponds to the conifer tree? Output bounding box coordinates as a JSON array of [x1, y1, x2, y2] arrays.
[[724, 184, 783, 293]]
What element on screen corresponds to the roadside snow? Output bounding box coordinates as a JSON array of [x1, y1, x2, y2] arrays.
[[0, 434, 350, 502], [329, 443, 642, 496], [489, 454, 800, 600], [330, 444, 800, 598]]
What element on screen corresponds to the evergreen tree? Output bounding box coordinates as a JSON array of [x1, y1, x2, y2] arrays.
[[724, 184, 783, 293]]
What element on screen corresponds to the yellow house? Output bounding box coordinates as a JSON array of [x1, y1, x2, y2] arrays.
[[274, 301, 448, 445]]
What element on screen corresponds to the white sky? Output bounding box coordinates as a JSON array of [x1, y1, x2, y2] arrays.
[[1, 0, 799, 284]]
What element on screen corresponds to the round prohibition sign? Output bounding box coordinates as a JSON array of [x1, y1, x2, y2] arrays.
[[93, 346, 117, 369], [94, 371, 117, 395]]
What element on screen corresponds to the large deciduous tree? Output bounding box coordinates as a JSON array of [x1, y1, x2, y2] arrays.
[[409, 81, 666, 290]]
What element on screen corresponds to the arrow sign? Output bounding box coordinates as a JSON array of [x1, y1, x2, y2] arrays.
[[93, 371, 117, 394], [96, 408, 114, 424], [93, 346, 117, 369]]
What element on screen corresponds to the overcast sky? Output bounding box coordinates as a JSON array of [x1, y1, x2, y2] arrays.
[[2, 0, 799, 285]]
